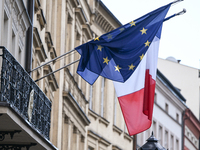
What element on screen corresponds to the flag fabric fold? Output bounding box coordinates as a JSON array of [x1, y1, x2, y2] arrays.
[[75, 3, 172, 135], [113, 35, 160, 135], [75, 3, 171, 85]]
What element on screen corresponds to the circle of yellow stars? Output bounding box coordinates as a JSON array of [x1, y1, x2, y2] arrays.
[[93, 22, 151, 73]]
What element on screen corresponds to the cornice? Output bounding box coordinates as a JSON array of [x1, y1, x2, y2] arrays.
[[88, 130, 111, 147], [63, 91, 90, 127]]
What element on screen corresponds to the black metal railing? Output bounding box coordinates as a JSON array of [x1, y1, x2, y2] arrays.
[[0, 46, 51, 140]]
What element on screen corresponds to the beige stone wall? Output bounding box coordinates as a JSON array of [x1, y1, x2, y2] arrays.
[[36, 0, 134, 149], [0, 0, 134, 149]]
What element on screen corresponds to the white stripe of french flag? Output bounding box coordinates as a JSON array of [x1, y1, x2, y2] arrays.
[[113, 35, 160, 135]]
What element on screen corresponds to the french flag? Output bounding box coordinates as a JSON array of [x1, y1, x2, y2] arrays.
[[113, 35, 160, 135], [75, 2, 172, 135]]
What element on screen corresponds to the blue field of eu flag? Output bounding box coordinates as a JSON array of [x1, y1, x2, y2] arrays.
[[75, 3, 172, 85]]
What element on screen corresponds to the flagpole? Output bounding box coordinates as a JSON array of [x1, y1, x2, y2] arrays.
[[164, 8, 186, 22], [29, 49, 76, 73], [35, 59, 80, 82], [175, 8, 186, 16], [172, 0, 184, 5]]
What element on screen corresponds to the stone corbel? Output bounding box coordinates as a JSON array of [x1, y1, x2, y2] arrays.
[[37, 9, 46, 30], [81, 135, 85, 142], [73, 126, 80, 134], [64, 115, 72, 124], [45, 32, 53, 51], [34, 0, 41, 13]]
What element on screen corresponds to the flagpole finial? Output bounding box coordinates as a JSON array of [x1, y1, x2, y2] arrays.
[[176, 8, 186, 16], [172, 0, 184, 4]]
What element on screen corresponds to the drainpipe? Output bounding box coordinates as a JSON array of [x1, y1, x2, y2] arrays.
[[25, 0, 35, 75]]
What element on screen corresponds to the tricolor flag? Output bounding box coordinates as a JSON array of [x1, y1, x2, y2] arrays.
[[75, 3, 172, 135]]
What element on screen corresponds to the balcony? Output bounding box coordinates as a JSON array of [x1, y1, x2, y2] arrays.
[[0, 47, 56, 149]]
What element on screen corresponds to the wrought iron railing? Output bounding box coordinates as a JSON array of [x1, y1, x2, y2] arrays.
[[0, 46, 51, 140]]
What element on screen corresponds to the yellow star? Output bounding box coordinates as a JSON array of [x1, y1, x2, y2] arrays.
[[140, 54, 144, 61], [97, 45, 103, 51], [119, 28, 125, 32], [115, 65, 121, 72], [128, 64, 135, 70], [144, 40, 151, 47], [107, 34, 112, 39], [103, 57, 110, 65], [129, 21, 136, 27], [94, 36, 100, 41], [140, 27, 147, 35]]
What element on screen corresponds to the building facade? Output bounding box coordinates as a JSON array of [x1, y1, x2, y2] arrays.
[[1, 0, 197, 150], [183, 108, 200, 150], [157, 57, 200, 120], [137, 70, 187, 150], [0, 0, 57, 149]]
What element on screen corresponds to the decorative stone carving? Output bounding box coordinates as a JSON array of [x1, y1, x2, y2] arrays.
[[28, 89, 34, 122], [73, 126, 80, 134], [4, 0, 11, 19]]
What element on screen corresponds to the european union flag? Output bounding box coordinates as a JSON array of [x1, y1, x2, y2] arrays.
[[75, 3, 172, 85]]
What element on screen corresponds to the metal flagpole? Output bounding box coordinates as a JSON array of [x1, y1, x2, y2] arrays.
[[35, 59, 80, 82], [29, 49, 76, 73], [164, 8, 186, 22], [172, 0, 184, 5]]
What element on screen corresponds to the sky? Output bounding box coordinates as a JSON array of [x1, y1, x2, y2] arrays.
[[101, 0, 200, 69]]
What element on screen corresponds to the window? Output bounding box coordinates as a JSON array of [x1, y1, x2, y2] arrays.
[[187, 132, 190, 138], [137, 133, 144, 146], [158, 126, 163, 145], [18, 48, 22, 64], [154, 93, 157, 103], [170, 135, 174, 150], [164, 130, 168, 148], [12, 30, 16, 56], [100, 77, 105, 117], [199, 70, 200, 78], [176, 113, 179, 122], [153, 121, 156, 136], [3, 11, 9, 47], [88, 146, 94, 150], [113, 95, 117, 125], [165, 103, 169, 113], [145, 129, 150, 139], [176, 139, 179, 150], [124, 124, 128, 133], [195, 140, 197, 147], [191, 136, 194, 142], [89, 85, 93, 110]]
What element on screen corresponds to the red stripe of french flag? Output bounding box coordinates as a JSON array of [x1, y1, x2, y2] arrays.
[[113, 35, 160, 135]]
